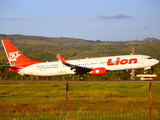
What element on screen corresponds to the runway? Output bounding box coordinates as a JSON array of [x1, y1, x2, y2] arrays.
[[0, 80, 160, 84]]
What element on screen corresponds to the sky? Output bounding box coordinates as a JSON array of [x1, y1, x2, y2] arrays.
[[0, 0, 160, 41]]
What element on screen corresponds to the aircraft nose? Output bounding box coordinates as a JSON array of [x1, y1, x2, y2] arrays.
[[154, 59, 159, 65]]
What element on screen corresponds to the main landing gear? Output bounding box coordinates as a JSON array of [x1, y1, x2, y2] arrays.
[[79, 75, 84, 81]]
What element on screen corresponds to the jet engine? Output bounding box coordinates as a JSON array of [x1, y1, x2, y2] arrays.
[[90, 67, 106, 76]]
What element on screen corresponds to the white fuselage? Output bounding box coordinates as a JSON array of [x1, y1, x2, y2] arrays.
[[18, 55, 159, 76]]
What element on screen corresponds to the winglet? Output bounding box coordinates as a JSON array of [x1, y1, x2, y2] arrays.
[[57, 54, 68, 64], [56, 55, 60, 61]]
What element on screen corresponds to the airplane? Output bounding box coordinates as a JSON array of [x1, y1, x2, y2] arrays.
[[1, 39, 159, 80]]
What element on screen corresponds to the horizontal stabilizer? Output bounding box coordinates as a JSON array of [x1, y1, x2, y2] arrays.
[[3, 65, 22, 69]]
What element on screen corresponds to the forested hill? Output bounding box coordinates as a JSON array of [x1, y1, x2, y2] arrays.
[[0, 34, 160, 46], [0, 34, 115, 46]]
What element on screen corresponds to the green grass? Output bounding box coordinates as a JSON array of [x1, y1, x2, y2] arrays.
[[0, 82, 160, 119]]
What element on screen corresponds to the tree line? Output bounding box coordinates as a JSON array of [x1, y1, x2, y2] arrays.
[[0, 43, 160, 81]]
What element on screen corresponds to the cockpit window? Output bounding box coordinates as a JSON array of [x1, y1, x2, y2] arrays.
[[148, 57, 152, 59]]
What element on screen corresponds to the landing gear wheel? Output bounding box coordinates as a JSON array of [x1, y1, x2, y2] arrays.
[[79, 75, 84, 81]]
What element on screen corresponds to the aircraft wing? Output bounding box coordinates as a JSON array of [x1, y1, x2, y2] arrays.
[[56, 54, 92, 74]]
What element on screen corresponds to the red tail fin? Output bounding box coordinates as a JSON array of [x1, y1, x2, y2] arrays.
[[1, 39, 41, 67]]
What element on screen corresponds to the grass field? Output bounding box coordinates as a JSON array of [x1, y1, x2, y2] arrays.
[[0, 82, 160, 119]]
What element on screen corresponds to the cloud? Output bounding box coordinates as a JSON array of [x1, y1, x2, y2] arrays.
[[0, 18, 23, 20], [98, 13, 131, 19], [144, 26, 148, 29]]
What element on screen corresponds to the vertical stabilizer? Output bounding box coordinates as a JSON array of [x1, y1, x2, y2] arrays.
[[1, 39, 41, 67]]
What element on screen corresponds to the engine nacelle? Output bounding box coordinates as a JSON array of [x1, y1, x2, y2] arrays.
[[90, 67, 106, 76]]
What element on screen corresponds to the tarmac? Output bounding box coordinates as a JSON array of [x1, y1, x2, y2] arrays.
[[0, 80, 160, 84]]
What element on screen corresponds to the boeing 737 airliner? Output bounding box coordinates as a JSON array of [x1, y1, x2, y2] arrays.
[[1, 39, 159, 80]]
